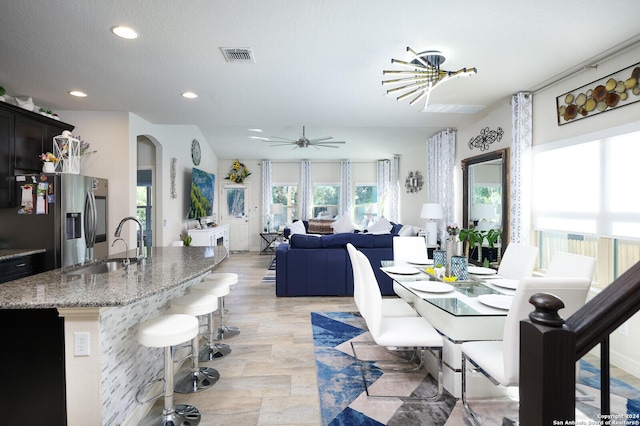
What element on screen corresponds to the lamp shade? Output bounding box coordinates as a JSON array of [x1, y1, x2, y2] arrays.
[[420, 203, 443, 220], [270, 203, 284, 214]]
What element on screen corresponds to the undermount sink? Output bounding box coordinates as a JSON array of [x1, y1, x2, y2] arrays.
[[65, 258, 135, 275]]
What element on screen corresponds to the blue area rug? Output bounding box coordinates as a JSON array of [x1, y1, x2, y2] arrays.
[[311, 311, 640, 426], [261, 269, 275, 284]]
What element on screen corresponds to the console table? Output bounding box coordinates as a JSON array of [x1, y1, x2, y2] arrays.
[[188, 224, 230, 251]]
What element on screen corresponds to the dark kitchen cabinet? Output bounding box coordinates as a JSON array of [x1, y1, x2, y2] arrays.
[[0, 102, 73, 207], [0, 252, 45, 283]]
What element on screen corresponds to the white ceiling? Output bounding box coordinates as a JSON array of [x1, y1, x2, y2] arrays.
[[2, 1, 640, 161]]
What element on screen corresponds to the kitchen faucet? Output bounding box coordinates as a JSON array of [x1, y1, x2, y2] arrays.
[[114, 216, 146, 266]]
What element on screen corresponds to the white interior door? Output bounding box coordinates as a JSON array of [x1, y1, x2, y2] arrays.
[[222, 184, 250, 252]]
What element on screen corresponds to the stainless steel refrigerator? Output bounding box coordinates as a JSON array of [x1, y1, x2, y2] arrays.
[[0, 174, 108, 271]]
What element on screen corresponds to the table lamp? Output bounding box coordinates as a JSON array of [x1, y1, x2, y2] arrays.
[[420, 203, 443, 246], [270, 203, 284, 231]]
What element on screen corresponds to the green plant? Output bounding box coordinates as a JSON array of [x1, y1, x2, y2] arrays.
[[180, 234, 192, 246], [0, 85, 5, 96]]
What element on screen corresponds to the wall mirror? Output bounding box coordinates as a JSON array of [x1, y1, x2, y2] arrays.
[[461, 148, 510, 253]]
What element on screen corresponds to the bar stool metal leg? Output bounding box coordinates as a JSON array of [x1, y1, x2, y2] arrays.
[[199, 310, 232, 361], [174, 328, 220, 393], [213, 295, 240, 341]]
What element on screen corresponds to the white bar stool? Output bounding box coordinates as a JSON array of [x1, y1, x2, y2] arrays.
[[170, 293, 220, 393], [189, 280, 234, 361], [203, 273, 240, 340], [136, 314, 201, 426]]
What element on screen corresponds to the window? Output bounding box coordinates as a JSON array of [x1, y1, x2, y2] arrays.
[[312, 183, 339, 218], [354, 183, 377, 228], [272, 184, 298, 227], [136, 169, 152, 247], [532, 129, 640, 286]]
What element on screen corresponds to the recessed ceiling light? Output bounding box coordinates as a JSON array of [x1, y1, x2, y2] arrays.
[[181, 91, 198, 99], [111, 26, 138, 40], [69, 91, 87, 97], [248, 128, 263, 132]]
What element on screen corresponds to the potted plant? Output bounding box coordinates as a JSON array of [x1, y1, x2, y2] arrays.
[[39, 152, 59, 173]]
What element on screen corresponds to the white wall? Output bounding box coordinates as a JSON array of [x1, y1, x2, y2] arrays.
[[531, 43, 640, 377], [56, 111, 218, 249], [56, 111, 130, 253]]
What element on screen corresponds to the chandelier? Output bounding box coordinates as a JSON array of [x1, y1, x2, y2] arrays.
[[382, 47, 477, 108]]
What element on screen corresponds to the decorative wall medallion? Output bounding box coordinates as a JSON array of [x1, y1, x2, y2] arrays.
[[468, 127, 504, 151], [170, 157, 177, 199], [404, 170, 423, 193], [556, 61, 640, 126]]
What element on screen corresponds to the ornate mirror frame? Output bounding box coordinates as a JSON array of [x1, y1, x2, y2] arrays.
[[461, 148, 510, 249]]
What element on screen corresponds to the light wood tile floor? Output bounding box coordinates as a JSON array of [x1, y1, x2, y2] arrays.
[[168, 251, 640, 426], [172, 251, 356, 426]]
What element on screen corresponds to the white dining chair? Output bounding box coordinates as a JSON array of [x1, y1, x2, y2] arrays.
[[351, 249, 443, 400], [346, 243, 416, 318], [496, 243, 538, 279], [460, 276, 591, 423], [546, 251, 596, 281], [392, 236, 430, 264]]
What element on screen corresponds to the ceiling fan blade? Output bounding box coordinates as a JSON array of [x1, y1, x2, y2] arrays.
[[312, 144, 341, 148], [313, 141, 345, 144], [269, 136, 298, 142], [269, 142, 297, 147]]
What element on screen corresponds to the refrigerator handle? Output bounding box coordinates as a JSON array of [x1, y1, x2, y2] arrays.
[[84, 191, 97, 249]]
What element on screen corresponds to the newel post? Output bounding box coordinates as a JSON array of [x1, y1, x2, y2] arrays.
[[520, 293, 576, 425]]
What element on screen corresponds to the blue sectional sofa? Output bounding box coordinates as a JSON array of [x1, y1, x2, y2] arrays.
[[275, 230, 400, 297]]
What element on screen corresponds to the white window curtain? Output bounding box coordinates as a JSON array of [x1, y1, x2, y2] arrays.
[[376, 160, 390, 219], [511, 92, 533, 244], [339, 160, 352, 216], [426, 129, 456, 242], [388, 155, 400, 223], [261, 160, 272, 229], [299, 160, 312, 220]]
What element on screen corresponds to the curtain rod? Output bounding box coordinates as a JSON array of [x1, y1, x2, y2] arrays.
[[529, 34, 640, 94]]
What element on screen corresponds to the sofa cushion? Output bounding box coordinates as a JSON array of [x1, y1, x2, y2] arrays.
[[321, 233, 375, 248], [290, 234, 322, 248], [372, 234, 395, 248]]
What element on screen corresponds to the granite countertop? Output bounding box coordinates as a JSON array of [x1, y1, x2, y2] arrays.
[[0, 246, 227, 310], [0, 249, 46, 261]]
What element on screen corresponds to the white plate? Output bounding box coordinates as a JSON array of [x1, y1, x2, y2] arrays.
[[487, 278, 519, 290], [468, 266, 498, 275], [408, 281, 454, 293], [381, 266, 420, 275], [478, 294, 513, 310], [406, 258, 434, 266]]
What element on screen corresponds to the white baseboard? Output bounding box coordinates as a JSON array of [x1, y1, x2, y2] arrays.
[[587, 347, 640, 379]]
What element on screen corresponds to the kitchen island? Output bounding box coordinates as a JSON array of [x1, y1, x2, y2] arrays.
[[0, 246, 228, 426]]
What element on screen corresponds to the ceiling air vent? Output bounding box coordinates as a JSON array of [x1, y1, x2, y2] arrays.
[[220, 47, 256, 63]]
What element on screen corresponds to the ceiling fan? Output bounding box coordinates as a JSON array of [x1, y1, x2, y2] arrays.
[[267, 126, 346, 149]]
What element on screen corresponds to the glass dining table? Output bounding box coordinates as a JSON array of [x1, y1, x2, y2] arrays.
[[380, 260, 515, 398]]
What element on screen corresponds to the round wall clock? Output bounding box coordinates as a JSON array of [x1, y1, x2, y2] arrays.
[[191, 139, 201, 165]]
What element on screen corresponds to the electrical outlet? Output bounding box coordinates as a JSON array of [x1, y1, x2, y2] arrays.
[[74, 331, 90, 356]]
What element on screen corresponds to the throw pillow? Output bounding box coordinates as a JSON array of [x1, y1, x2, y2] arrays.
[[398, 224, 415, 236], [288, 220, 306, 236], [331, 215, 358, 234], [308, 219, 333, 234], [367, 217, 393, 235]]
